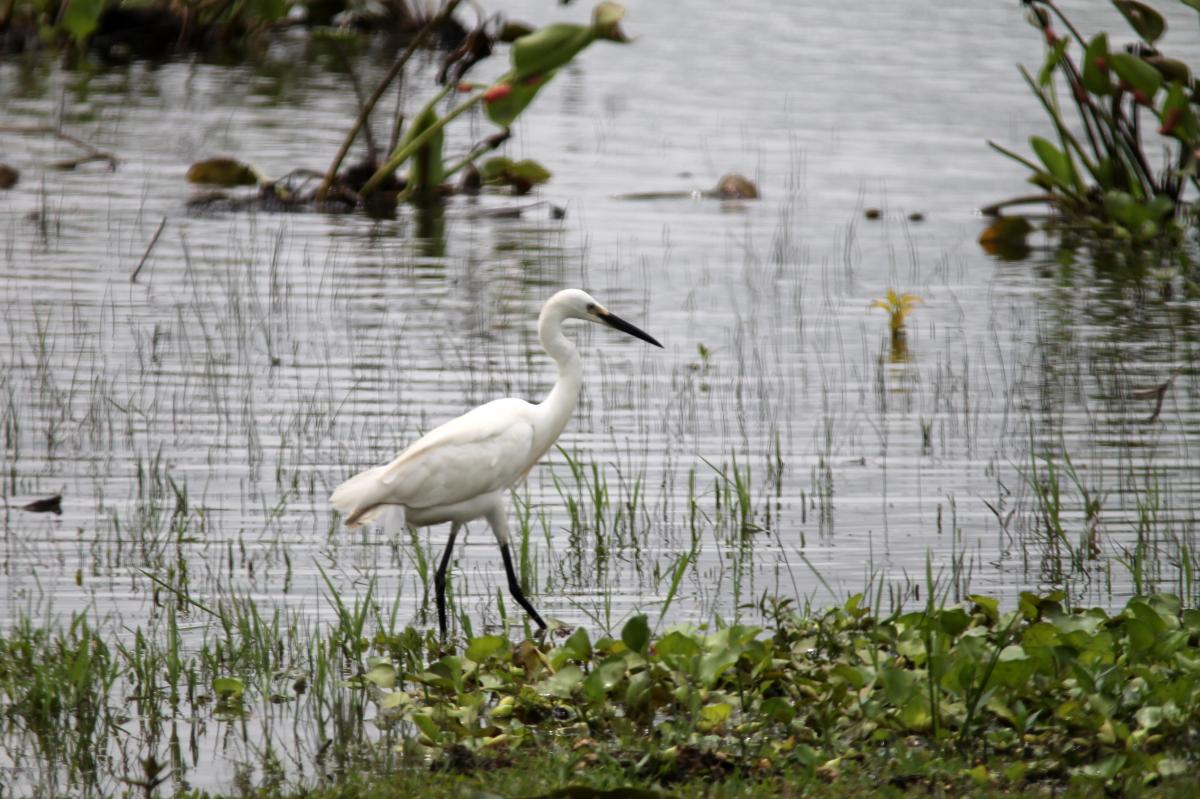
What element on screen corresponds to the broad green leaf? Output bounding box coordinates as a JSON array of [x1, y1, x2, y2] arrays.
[[1136, 705, 1164, 730], [581, 655, 627, 702], [760, 696, 796, 724], [621, 614, 650, 655], [624, 671, 653, 710], [655, 630, 700, 660], [969, 595, 1000, 625], [1082, 34, 1113, 95], [1030, 136, 1073, 187], [1110, 52, 1163, 100], [512, 24, 596, 81], [698, 649, 739, 687], [212, 676, 245, 700], [411, 711, 440, 741], [1113, 0, 1165, 44], [557, 626, 592, 664], [466, 634, 509, 664], [62, 0, 104, 42], [698, 702, 732, 731], [485, 75, 556, 128], [365, 660, 397, 688], [541, 664, 583, 698]]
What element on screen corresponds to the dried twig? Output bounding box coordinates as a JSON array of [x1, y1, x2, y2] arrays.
[[131, 217, 167, 283], [0, 124, 118, 170]]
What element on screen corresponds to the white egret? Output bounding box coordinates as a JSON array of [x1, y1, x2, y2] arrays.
[[330, 289, 663, 636]]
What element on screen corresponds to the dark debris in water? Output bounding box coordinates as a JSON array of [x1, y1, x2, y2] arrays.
[[20, 494, 62, 515]]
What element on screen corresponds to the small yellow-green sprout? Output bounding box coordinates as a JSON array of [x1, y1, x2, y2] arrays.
[[870, 289, 923, 333]]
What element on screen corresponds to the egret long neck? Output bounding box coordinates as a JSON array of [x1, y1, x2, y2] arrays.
[[537, 307, 583, 444]]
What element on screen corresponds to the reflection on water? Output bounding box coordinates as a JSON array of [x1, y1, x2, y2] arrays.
[[1, 0, 1199, 793]]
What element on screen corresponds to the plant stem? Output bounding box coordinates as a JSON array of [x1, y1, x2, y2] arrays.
[[359, 90, 484, 198], [316, 0, 464, 202]]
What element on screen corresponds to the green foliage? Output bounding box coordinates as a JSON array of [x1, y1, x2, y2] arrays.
[[990, 0, 1200, 244], [349, 592, 1200, 794]]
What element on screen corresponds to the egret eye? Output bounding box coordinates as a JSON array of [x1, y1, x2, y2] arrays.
[[586, 303, 598, 314]]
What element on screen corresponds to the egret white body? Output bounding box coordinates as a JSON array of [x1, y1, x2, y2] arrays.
[[330, 289, 662, 635]]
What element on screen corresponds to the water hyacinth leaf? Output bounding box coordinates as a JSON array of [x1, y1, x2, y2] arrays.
[[698, 702, 732, 731], [62, 0, 104, 42], [760, 696, 796, 724], [1082, 34, 1113, 95], [365, 659, 397, 688], [1109, 52, 1163, 99], [555, 626, 592, 666], [212, 676, 245, 701], [1113, 0, 1165, 44], [411, 712, 440, 742], [1030, 136, 1074, 187], [542, 664, 583, 698], [621, 614, 650, 655], [581, 656, 627, 702], [655, 630, 701, 661], [970, 595, 1000, 625], [698, 649, 739, 688], [187, 158, 259, 186], [466, 634, 509, 664]]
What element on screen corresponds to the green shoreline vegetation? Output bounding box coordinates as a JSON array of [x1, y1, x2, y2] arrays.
[[5, 584, 1200, 797]]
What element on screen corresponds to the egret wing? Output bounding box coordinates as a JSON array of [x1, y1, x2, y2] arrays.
[[376, 399, 537, 508]]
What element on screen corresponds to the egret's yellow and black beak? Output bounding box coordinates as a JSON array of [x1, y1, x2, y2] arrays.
[[596, 308, 663, 348]]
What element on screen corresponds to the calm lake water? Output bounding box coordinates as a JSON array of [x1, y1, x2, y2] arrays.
[[1, 0, 1199, 793]]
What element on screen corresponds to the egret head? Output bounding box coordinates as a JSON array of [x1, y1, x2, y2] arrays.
[[549, 289, 663, 348]]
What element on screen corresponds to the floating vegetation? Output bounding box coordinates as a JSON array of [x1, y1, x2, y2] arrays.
[[4, 589, 1200, 796]]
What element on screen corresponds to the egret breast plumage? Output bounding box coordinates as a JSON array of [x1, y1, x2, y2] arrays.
[[330, 288, 662, 636]]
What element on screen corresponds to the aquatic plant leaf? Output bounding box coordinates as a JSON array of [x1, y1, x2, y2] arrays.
[[212, 676, 245, 701], [1158, 82, 1200, 141], [400, 106, 445, 201], [411, 711, 440, 742], [1038, 38, 1069, 86], [512, 23, 596, 81], [760, 696, 796, 724], [1082, 34, 1113, 95], [655, 630, 701, 662], [466, 634, 509, 664], [1109, 52, 1163, 100], [186, 158, 259, 187], [621, 615, 650, 655], [62, 0, 104, 42], [1113, 1, 1165, 44], [485, 74, 557, 128], [1030, 136, 1074, 188], [581, 656, 627, 702], [365, 660, 397, 689], [542, 665, 583, 697], [698, 702, 732, 731], [552, 627, 592, 668]]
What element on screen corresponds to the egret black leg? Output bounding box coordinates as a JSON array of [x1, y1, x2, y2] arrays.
[[500, 542, 547, 631], [434, 523, 462, 638]]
